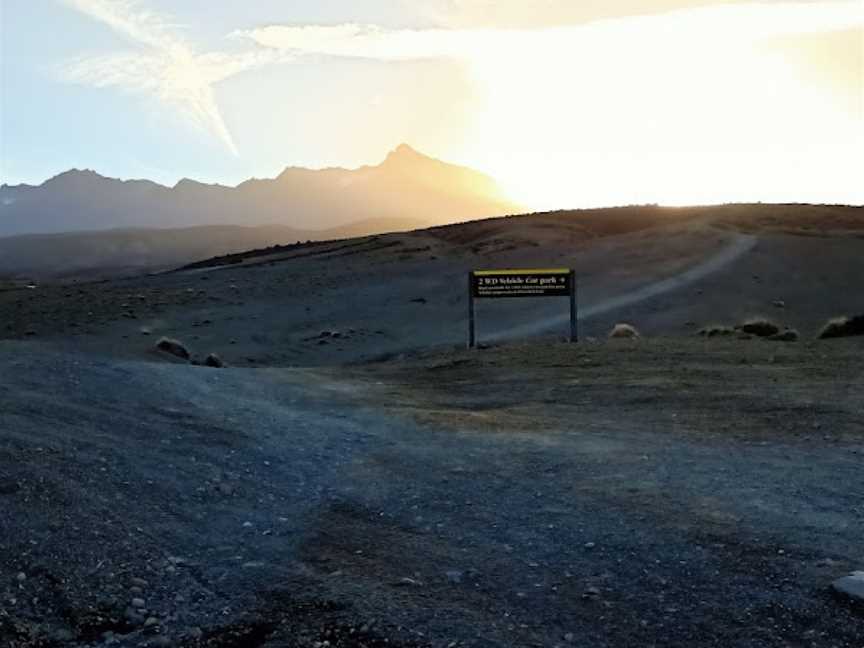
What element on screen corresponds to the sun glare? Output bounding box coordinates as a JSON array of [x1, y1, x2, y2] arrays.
[[452, 9, 864, 209]]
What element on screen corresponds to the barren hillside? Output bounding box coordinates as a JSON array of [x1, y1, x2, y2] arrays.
[[1, 203, 863, 648]]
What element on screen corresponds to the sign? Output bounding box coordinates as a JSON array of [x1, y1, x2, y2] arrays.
[[467, 268, 577, 348], [472, 269, 572, 299]]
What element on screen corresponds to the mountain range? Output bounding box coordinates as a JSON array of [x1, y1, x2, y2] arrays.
[[0, 145, 520, 280], [0, 145, 518, 236]]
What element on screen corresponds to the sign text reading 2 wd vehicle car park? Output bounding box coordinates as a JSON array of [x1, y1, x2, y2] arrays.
[[471, 268, 572, 299], [467, 268, 577, 347]]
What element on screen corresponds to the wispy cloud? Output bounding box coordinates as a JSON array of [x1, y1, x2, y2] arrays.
[[234, 1, 864, 61], [56, 0, 292, 154], [401, 0, 861, 29]]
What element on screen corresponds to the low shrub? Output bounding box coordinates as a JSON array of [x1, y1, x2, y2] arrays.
[[735, 318, 780, 338], [609, 323, 640, 339], [818, 315, 864, 340], [698, 325, 736, 338]]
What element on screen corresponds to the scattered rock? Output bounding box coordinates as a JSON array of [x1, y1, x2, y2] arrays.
[[832, 572, 864, 602], [582, 586, 601, 599], [773, 300, 786, 309], [131, 597, 146, 608], [204, 353, 225, 368], [411, 297, 428, 304], [155, 337, 190, 361]]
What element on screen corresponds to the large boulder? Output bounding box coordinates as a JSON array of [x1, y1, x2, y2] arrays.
[[155, 337, 190, 361]]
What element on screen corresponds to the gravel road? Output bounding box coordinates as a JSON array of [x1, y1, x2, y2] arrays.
[[2, 338, 863, 647]]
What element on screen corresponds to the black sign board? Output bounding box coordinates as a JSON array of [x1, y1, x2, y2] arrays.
[[467, 268, 577, 347], [472, 269, 572, 299]]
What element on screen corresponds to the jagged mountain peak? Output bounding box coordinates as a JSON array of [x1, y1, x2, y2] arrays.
[[383, 143, 431, 166], [45, 169, 105, 184]]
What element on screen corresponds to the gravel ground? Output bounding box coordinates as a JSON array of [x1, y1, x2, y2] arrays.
[[1, 337, 863, 647]]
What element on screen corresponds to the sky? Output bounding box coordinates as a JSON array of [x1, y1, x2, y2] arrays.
[[1, 0, 862, 209]]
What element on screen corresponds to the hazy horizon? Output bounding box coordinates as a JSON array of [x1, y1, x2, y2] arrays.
[[2, 0, 862, 211], [0, 143, 488, 189]]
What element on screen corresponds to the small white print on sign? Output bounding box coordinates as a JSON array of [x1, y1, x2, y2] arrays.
[[472, 269, 571, 299]]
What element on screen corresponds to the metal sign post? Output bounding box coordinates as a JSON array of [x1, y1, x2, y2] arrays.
[[468, 268, 577, 348], [467, 272, 477, 349], [569, 269, 577, 344]]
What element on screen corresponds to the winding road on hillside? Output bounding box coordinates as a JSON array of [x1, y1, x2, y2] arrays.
[[486, 232, 759, 341]]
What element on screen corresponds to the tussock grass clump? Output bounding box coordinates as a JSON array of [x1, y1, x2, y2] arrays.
[[155, 337, 190, 361], [818, 315, 864, 340], [698, 325, 736, 338], [609, 323, 640, 339], [735, 318, 780, 338]]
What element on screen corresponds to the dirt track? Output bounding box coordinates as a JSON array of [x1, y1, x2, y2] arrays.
[[485, 232, 758, 341], [1, 338, 863, 647]]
